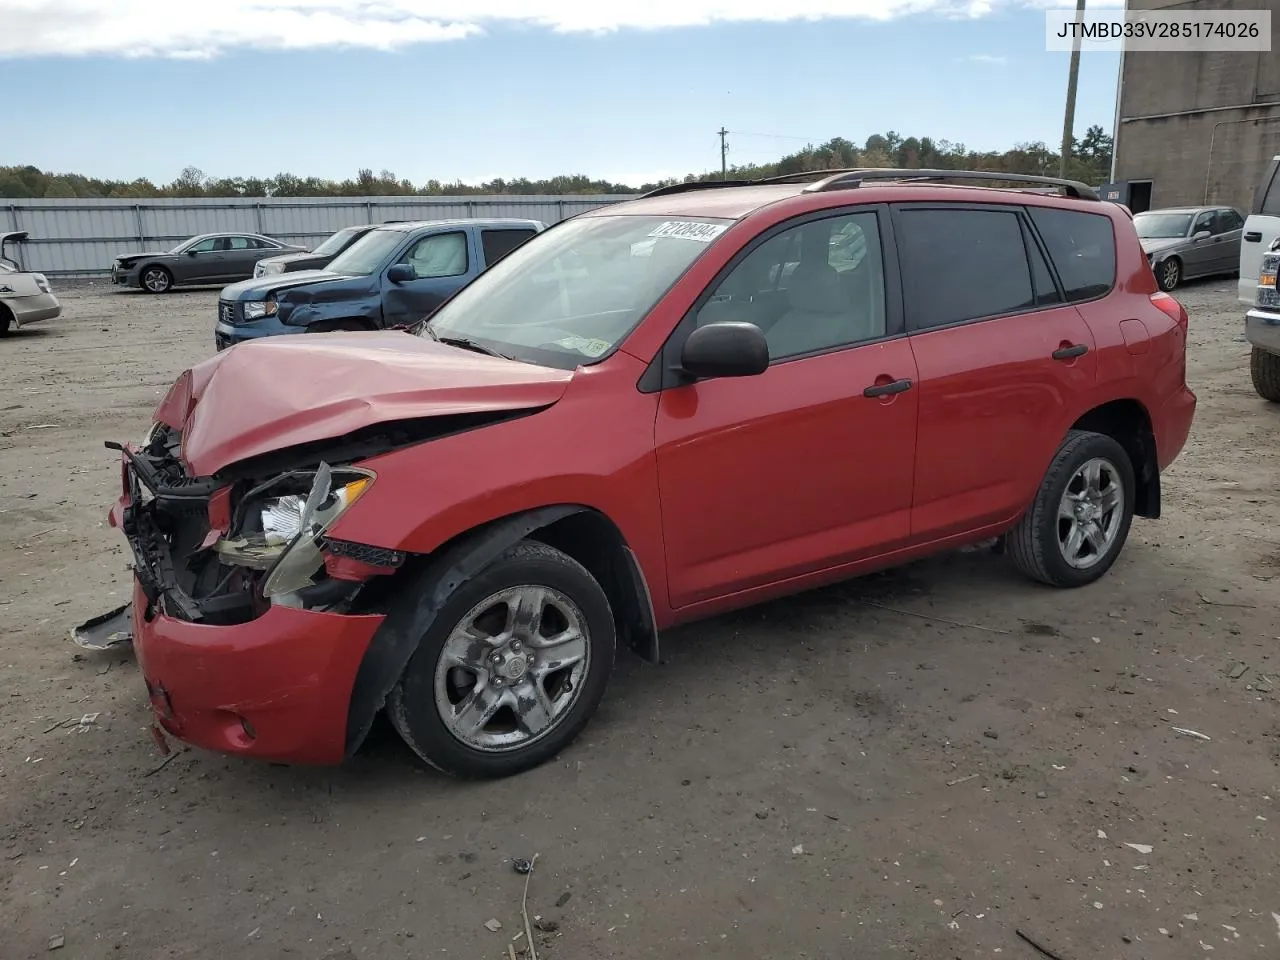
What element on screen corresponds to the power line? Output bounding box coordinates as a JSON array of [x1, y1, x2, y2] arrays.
[[727, 130, 824, 142]]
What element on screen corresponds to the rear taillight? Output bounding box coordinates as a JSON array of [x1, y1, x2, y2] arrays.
[[1150, 291, 1188, 332], [1150, 291, 1189, 384]]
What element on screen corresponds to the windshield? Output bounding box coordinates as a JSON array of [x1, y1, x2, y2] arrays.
[[421, 214, 730, 369], [311, 227, 361, 257], [325, 228, 406, 276], [1134, 213, 1193, 239]]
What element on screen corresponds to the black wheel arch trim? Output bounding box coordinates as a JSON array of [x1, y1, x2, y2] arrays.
[[342, 504, 659, 757]]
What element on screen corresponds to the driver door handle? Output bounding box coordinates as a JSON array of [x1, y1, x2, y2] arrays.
[[863, 378, 913, 398]]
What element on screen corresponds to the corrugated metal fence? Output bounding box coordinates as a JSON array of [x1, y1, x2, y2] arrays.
[[1, 195, 632, 276]]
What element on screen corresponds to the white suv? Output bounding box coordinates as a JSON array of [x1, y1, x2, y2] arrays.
[[0, 231, 61, 335], [1239, 156, 1280, 305]]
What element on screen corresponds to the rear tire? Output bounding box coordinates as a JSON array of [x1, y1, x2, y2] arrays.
[[1007, 430, 1135, 588], [388, 540, 616, 779], [1251, 347, 1280, 402], [0, 305, 12, 336], [1156, 257, 1181, 292]]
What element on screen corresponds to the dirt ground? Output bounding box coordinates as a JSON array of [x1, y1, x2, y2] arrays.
[[1, 277, 1278, 960]]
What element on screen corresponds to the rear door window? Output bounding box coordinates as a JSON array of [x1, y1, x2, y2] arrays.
[[1027, 207, 1117, 302], [896, 208, 1036, 329], [1022, 221, 1063, 308], [1212, 209, 1243, 233], [481, 228, 537, 266]]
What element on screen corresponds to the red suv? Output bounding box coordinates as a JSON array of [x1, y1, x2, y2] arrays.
[[96, 169, 1196, 778]]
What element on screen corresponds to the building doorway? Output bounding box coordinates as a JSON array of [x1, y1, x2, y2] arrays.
[[1128, 180, 1152, 214]]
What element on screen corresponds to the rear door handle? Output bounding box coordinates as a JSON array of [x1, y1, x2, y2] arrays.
[[1245, 231, 1262, 242], [1052, 343, 1089, 360], [863, 378, 913, 398]]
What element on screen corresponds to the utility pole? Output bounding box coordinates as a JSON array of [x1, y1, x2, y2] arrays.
[[718, 127, 729, 180], [1060, 0, 1086, 179]]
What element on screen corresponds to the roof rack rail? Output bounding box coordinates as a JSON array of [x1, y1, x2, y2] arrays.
[[638, 179, 756, 199], [751, 168, 865, 185], [801, 168, 1100, 201]]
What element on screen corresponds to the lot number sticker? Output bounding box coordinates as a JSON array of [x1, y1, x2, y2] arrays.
[[648, 221, 728, 242], [554, 335, 612, 357]]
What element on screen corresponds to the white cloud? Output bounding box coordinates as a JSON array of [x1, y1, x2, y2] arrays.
[[0, 0, 1128, 59], [966, 53, 1008, 64]]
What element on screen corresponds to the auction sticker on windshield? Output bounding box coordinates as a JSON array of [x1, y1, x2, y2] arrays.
[[554, 335, 612, 357], [648, 221, 728, 242]]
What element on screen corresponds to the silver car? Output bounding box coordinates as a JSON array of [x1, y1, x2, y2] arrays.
[[0, 231, 61, 335], [1134, 206, 1245, 292]]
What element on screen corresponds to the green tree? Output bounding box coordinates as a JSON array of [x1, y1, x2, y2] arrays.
[[43, 177, 77, 198]]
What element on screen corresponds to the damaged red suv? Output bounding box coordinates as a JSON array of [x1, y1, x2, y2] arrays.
[[95, 169, 1196, 778]]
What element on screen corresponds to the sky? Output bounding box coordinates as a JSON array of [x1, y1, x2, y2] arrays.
[[0, 1, 1123, 188]]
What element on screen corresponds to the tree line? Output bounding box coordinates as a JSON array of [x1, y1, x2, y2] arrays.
[[1, 127, 1113, 200]]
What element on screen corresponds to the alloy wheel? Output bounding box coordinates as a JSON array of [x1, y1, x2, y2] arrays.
[[434, 584, 590, 752], [1057, 457, 1124, 569], [143, 268, 171, 293]]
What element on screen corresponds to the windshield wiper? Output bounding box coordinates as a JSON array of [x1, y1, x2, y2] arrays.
[[425, 326, 511, 360]]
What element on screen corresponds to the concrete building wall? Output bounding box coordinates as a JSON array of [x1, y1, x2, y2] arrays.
[[1113, 0, 1280, 212]]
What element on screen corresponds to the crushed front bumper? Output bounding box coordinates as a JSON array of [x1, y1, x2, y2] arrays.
[[129, 581, 383, 764], [108, 441, 386, 764], [214, 315, 300, 351]]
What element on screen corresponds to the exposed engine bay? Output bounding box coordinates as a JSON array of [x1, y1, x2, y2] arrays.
[[116, 423, 405, 626]]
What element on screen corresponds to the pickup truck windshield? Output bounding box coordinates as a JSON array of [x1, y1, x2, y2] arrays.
[[421, 214, 730, 369], [311, 227, 360, 257], [326, 229, 406, 276]]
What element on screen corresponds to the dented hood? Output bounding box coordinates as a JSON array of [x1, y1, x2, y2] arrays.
[[157, 332, 575, 476]]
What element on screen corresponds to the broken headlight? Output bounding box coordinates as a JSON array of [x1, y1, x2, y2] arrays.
[[218, 463, 374, 599], [242, 299, 278, 321]]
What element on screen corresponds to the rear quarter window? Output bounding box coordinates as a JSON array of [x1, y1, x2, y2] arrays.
[[1027, 207, 1116, 302], [481, 228, 538, 266]]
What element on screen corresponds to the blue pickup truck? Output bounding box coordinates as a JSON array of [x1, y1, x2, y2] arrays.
[[214, 218, 545, 350]]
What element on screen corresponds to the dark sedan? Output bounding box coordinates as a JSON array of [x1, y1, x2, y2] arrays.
[[252, 224, 380, 279], [111, 232, 307, 294]]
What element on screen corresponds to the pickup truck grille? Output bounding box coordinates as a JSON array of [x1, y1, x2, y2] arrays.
[[218, 300, 239, 325], [1261, 253, 1280, 309]]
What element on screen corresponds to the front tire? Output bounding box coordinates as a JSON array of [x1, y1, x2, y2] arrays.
[[1007, 430, 1135, 588], [1156, 257, 1181, 292], [388, 540, 616, 778], [140, 265, 173, 294], [1250, 347, 1280, 402]]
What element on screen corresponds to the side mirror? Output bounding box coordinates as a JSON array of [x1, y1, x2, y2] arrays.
[[1192, 229, 1211, 242], [386, 263, 415, 284], [186, 249, 200, 256], [679, 321, 769, 380]]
